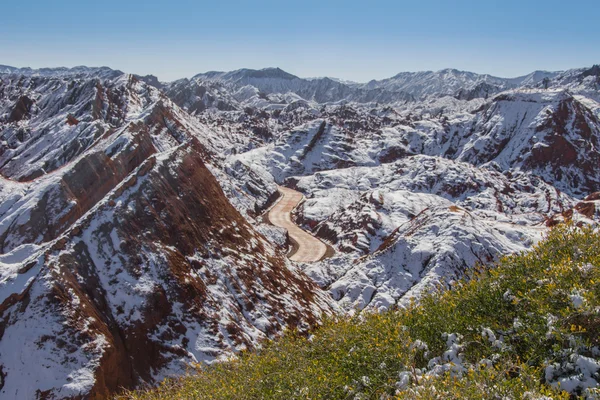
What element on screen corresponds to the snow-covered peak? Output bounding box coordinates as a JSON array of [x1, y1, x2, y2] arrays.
[[508, 70, 563, 86], [358, 68, 583, 100], [189, 67, 413, 104], [193, 67, 299, 82], [361, 69, 511, 99]]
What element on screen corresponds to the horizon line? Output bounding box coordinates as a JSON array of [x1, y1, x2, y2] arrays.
[[2, 62, 595, 84]]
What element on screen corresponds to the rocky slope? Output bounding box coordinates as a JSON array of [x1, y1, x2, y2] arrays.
[[0, 67, 333, 398]]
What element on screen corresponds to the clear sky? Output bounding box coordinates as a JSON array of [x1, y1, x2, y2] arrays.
[[1, 0, 598, 82]]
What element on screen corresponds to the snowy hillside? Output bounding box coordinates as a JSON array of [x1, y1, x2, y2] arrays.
[[230, 65, 600, 310], [1, 63, 599, 398]]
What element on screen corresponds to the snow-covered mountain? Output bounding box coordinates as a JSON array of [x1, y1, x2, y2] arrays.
[[0, 64, 122, 79], [0, 67, 334, 398], [188, 67, 415, 104], [1, 63, 599, 398], [171, 65, 599, 109], [359, 68, 564, 100]]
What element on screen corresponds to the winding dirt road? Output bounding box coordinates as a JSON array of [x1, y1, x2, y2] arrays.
[[267, 186, 330, 262]]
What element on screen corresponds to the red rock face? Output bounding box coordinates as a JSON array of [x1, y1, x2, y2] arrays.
[[7, 96, 34, 122], [585, 192, 600, 201], [522, 95, 600, 194], [451, 91, 600, 197], [529, 134, 578, 166], [66, 114, 79, 125], [574, 201, 596, 219]]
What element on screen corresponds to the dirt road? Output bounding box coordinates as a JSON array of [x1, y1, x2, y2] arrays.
[[267, 186, 330, 262]]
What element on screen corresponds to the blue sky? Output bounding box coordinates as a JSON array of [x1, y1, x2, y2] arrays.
[[1, 0, 598, 82]]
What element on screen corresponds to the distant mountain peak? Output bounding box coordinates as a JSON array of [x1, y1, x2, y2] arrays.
[[193, 67, 298, 81], [242, 67, 298, 80], [0, 64, 123, 79]]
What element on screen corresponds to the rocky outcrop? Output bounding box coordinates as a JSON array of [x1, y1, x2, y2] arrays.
[[0, 72, 162, 180], [66, 114, 79, 125], [7, 96, 34, 122], [0, 126, 158, 253]]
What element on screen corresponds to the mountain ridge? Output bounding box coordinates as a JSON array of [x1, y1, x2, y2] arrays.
[[1, 61, 599, 398], [2, 63, 585, 86]]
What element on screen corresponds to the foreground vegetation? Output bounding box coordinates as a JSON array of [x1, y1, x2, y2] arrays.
[[122, 225, 600, 399]]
